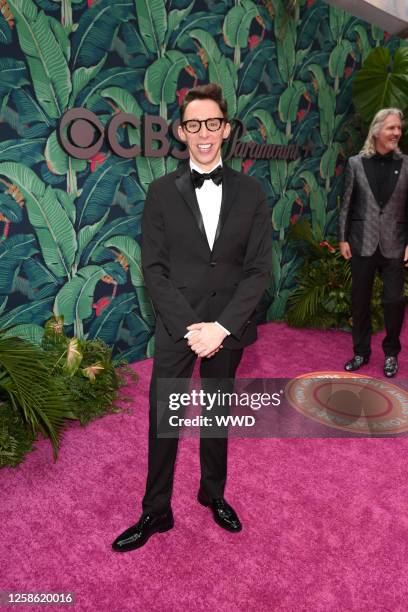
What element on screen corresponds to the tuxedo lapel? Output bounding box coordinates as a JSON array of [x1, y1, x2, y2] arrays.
[[361, 152, 403, 209], [213, 164, 239, 248], [174, 164, 208, 248]]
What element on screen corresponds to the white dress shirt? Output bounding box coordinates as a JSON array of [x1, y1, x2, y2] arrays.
[[190, 159, 222, 250], [184, 159, 230, 339]]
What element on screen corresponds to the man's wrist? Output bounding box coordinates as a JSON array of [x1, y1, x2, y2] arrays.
[[214, 321, 230, 336]]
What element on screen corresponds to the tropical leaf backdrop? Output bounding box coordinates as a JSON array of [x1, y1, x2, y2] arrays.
[[0, 0, 404, 361]]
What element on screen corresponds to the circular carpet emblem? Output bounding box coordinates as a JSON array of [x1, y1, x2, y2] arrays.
[[285, 371, 408, 434]]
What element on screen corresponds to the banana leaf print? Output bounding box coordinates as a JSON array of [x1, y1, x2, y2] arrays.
[[9, 0, 71, 118], [0, 0, 401, 358], [0, 162, 76, 278], [0, 234, 38, 294], [53, 264, 107, 327]]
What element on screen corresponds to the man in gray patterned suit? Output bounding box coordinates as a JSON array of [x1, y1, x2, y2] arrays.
[[339, 108, 408, 377]]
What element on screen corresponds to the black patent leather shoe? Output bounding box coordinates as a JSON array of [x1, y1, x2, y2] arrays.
[[112, 509, 174, 552], [344, 355, 369, 372], [384, 356, 398, 378], [198, 491, 242, 532]]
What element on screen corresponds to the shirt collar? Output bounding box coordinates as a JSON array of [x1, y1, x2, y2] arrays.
[[189, 158, 223, 174], [372, 150, 395, 161]]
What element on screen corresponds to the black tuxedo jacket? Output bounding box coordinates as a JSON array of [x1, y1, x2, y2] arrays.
[[141, 162, 272, 353]]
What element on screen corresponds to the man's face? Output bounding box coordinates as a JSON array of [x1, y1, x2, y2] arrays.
[[375, 114, 402, 154], [178, 98, 231, 171]]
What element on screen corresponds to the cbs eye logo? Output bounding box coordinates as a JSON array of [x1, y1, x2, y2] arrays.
[[58, 108, 189, 160]]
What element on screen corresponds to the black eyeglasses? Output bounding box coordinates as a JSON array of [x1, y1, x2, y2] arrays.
[[182, 117, 225, 133]]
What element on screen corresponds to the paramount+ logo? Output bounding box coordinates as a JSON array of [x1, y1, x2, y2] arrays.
[[58, 108, 309, 162]]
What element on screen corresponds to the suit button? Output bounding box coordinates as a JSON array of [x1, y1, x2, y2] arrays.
[[211, 291, 217, 297], [380, 211, 383, 215], [210, 261, 217, 267]]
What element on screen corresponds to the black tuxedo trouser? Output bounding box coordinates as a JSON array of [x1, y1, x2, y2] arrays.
[[142, 346, 243, 515], [351, 247, 405, 357]]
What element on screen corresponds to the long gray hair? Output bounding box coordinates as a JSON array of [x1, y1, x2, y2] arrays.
[[360, 108, 404, 157]]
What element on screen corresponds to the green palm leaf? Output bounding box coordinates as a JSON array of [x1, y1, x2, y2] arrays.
[[0, 234, 38, 294], [69, 56, 106, 106], [165, 2, 194, 46], [88, 292, 135, 344], [0, 194, 24, 223], [0, 297, 54, 328], [1, 323, 44, 346], [45, 130, 87, 176], [189, 29, 237, 116], [76, 158, 134, 228], [279, 82, 307, 123], [72, 0, 133, 68], [0, 12, 12, 45], [329, 39, 353, 79], [75, 212, 109, 268], [11, 89, 54, 136], [136, 157, 166, 194], [0, 58, 29, 89], [103, 235, 155, 327], [144, 51, 190, 105], [77, 67, 144, 108], [135, 0, 167, 55], [0, 138, 45, 163], [299, 171, 327, 236], [53, 265, 107, 326], [100, 86, 142, 144], [0, 335, 75, 458], [0, 162, 76, 278], [352, 47, 408, 122], [223, 0, 259, 49], [81, 214, 140, 266], [104, 235, 143, 286], [9, 0, 71, 118], [272, 190, 298, 234]]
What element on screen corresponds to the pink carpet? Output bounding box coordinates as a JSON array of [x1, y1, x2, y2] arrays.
[[2, 321, 408, 611]]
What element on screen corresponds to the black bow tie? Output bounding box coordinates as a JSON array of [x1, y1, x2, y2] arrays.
[[191, 166, 223, 189]]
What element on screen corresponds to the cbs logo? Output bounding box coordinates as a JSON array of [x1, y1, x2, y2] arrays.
[[58, 108, 189, 160]]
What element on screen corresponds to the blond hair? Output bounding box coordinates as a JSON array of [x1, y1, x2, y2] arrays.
[[360, 108, 404, 156]]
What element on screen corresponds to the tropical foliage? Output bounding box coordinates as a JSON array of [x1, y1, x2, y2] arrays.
[[284, 218, 391, 331], [352, 45, 408, 124], [0, 0, 403, 359], [0, 317, 133, 469]]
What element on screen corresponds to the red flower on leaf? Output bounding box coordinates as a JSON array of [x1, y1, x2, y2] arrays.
[[176, 88, 189, 107], [89, 152, 106, 173], [88, 0, 93, 7], [290, 214, 299, 225], [344, 66, 353, 79], [335, 165, 343, 177], [93, 297, 111, 317], [248, 36, 260, 50], [3, 221, 10, 239], [242, 159, 254, 174], [297, 109, 307, 122], [319, 240, 335, 253], [384, 31, 390, 42]]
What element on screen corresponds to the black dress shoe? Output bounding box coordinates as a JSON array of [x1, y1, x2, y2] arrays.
[[344, 355, 369, 372], [112, 509, 174, 552], [197, 491, 242, 532], [384, 356, 398, 378]]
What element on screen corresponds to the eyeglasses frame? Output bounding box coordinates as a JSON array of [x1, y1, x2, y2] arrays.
[[181, 117, 227, 133]]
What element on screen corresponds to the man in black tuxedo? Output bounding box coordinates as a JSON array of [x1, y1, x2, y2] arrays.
[[112, 84, 271, 552], [339, 108, 408, 377]]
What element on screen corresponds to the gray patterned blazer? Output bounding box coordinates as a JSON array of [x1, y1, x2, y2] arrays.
[[338, 153, 408, 258]]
